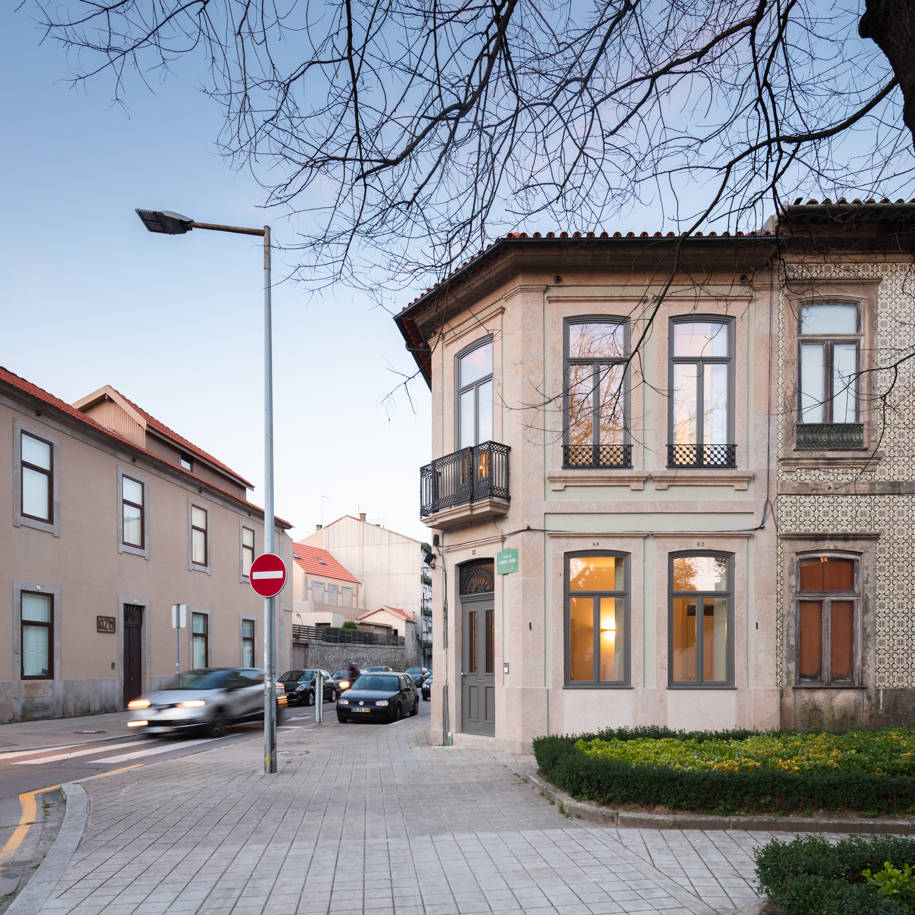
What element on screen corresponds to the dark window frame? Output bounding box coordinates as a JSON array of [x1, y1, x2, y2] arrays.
[[191, 505, 208, 567], [667, 316, 735, 468], [564, 551, 631, 688], [120, 474, 145, 549], [241, 526, 255, 579], [668, 550, 735, 688], [454, 336, 494, 450], [192, 612, 209, 668], [241, 618, 256, 667], [562, 317, 631, 468], [794, 551, 861, 687], [796, 301, 861, 425], [20, 430, 54, 524], [20, 590, 54, 680]]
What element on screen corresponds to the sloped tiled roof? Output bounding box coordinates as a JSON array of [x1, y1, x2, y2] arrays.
[[0, 366, 290, 528], [359, 605, 414, 623], [292, 543, 360, 583]]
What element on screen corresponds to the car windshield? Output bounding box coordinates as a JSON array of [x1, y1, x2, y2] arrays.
[[406, 668, 423, 675], [163, 669, 231, 690], [332, 670, 349, 679], [280, 669, 314, 683], [364, 666, 389, 672], [353, 675, 399, 691]]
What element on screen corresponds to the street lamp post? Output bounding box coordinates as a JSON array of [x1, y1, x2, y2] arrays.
[[136, 208, 279, 774]]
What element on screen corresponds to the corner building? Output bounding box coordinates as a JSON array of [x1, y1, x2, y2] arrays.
[[395, 200, 915, 753]]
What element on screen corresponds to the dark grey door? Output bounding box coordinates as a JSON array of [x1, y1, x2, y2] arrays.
[[123, 604, 143, 706], [461, 598, 495, 736]]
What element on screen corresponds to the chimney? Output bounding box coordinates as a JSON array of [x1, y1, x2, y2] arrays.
[[359, 512, 366, 522], [316, 523, 322, 530]]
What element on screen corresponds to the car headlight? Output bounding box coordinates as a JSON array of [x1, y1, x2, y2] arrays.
[[128, 699, 150, 709], [177, 699, 206, 709], [339, 680, 350, 690], [338, 698, 349, 705], [375, 700, 389, 707]]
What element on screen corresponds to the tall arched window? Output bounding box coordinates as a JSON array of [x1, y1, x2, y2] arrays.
[[456, 338, 493, 449]]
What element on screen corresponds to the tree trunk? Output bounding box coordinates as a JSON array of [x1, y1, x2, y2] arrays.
[[859, 0, 915, 151]]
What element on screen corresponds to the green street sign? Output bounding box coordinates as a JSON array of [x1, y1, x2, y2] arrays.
[[496, 547, 518, 575]]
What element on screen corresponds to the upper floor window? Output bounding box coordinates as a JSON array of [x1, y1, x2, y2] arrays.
[[668, 319, 735, 468], [669, 552, 733, 687], [342, 586, 353, 607], [241, 526, 255, 578], [121, 475, 145, 549], [796, 554, 859, 686], [328, 584, 339, 605], [179, 452, 193, 471], [456, 339, 493, 448], [797, 303, 862, 449], [21, 591, 53, 679], [191, 506, 208, 567], [564, 319, 630, 468], [565, 553, 629, 686], [312, 581, 325, 604], [21, 431, 53, 523]]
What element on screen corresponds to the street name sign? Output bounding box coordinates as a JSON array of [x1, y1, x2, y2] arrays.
[[497, 547, 518, 575], [250, 553, 287, 597]]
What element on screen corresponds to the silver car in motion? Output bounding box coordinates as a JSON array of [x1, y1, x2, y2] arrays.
[[127, 667, 278, 736]]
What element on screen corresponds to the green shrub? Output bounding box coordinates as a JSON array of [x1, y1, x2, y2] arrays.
[[341, 621, 359, 630], [532, 728, 915, 815], [863, 862, 915, 904], [754, 835, 915, 914]]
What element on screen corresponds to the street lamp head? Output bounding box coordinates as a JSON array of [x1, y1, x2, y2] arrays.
[[135, 209, 195, 235]]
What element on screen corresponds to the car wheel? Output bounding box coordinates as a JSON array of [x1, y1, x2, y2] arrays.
[[423, 694, 429, 701], [336, 713, 347, 723], [330, 687, 337, 702], [209, 710, 228, 738]]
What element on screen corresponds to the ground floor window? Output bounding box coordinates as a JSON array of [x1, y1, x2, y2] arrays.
[[241, 619, 255, 667], [669, 552, 733, 686], [21, 591, 53, 679], [192, 612, 209, 668], [565, 552, 629, 686], [796, 553, 859, 685]]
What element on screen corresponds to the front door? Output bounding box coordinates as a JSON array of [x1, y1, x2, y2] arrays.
[[123, 603, 143, 706], [461, 598, 495, 736]]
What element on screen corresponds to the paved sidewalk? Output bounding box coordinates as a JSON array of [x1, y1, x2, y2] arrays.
[[7, 714, 783, 914]]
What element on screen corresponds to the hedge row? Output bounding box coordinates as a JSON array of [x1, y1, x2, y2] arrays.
[[755, 835, 915, 914], [532, 728, 915, 815]]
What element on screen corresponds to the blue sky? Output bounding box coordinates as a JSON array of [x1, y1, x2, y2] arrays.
[[3, 8, 432, 543]]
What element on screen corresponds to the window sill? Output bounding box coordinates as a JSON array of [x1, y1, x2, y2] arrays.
[[651, 471, 753, 491], [780, 452, 883, 470], [667, 683, 736, 690], [549, 471, 649, 491], [563, 683, 633, 689], [792, 683, 865, 689]]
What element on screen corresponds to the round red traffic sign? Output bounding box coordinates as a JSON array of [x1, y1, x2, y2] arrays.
[[249, 552, 287, 597]]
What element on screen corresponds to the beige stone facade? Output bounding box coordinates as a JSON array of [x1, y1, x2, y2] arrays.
[[396, 201, 915, 752], [2, 372, 294, 721]]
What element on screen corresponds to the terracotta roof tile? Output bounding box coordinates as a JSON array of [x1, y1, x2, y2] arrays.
[[292, 543, 360, 584], [358, 605, 414, 622], [0, 366, 288, 527]]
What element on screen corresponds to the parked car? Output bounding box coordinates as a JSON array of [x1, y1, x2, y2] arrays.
[[332, 668, 362, 692], [363, 665, 393, 672], [421, 673, 432, 701], [337, 672, 419, 723], [127, 668, 282, 737], [278, 669, 337, 706], [405, 666, 430, 687]]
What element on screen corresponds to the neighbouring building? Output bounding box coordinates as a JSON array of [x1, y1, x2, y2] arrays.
[[1, 372, 294, 721], [291, 542, 362, 626], [395, 198, 915, 753]]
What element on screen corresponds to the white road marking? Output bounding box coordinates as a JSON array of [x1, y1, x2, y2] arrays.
[[94, 735, 231, 763], [0, 743, 81, 761], [13, 740, 149, 765]]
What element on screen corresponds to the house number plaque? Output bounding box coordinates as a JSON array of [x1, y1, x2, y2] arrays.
[[96, 615, 116, 634]]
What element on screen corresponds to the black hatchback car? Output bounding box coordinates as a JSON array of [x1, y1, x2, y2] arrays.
[[336, 672, 418, 723], [278, 669, 337, 706]]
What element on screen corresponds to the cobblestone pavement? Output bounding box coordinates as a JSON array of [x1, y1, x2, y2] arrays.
[[19, 715, 782, 914]]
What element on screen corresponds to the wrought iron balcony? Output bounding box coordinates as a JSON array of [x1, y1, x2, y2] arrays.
[[667, 443, 737, 468], [563, 443, 632, 468], [420, 441, 510, 524], [796, 423, 864, 450]]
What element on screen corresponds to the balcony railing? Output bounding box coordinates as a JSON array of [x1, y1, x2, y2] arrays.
[[420, 441, 510, 518], [563, 443, 632, 468], [796, 423, 864, 450], [667, 443, 737, 468]]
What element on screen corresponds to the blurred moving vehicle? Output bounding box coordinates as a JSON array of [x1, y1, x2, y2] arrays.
[[405, 666, 430, 687], [332, 668, 362, 692], [127, 668, 282, 737], [336, 672, 419, 723], [421, 673, 432, 701], [278, 669, 337, 706]]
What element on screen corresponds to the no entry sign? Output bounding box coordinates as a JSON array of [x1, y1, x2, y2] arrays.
[[249, 553, 287, 597]]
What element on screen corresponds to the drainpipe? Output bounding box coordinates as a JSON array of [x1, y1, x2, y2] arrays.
[[435, 534, 452, 746]]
